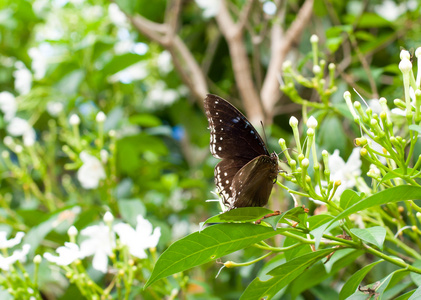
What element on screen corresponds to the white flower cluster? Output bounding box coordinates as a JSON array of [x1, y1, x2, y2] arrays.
[[0, 232, 30, 271], [0, 91, 36, 146], [43, 212, 161, 273]]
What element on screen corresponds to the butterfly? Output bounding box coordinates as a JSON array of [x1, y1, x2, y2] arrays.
[[204, 94, 279, 210]]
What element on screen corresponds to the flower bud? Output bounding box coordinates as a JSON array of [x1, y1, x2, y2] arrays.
[[103, 211, 114, 223], [313, 65, 321, 74], [399, 58, 412, 73], [96, 111, 106, 123], [69, 114, 80, 126], [306, 116, 318, 129], [310, 35, 319, 43], [33, 255, 42, 264], [68, 226, 78, 237], [289, 116, 298, 127]]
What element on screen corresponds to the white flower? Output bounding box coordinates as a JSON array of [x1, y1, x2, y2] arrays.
[[7, 117, 31, 135], [133, 42, 148, 55], [14, 61, 32, 95], [0, 231, 25, 249], [100, 149, 109, 163], [263, 1, 277, 15], [114, 39, 134, 55], [313, 148, 362, 203], [195, 0, 220, 18], [0, 244, 30, 271], [77, 152, 106, 189], [0, 91, 17, 121], [46, 101, 64, 117], [157, 51, 173, 75], [146, 81, 179, 107], [44, 242, 81, 266], [367, 99, 382, 115], [374, 0, 417, 21], [28, 43, 55, 80], [79, 224, 115, 273], [23, 129, 36, 146], [329, 148, 361, 197], [108, 3, 128, 27], [113, 215, 161, 259]]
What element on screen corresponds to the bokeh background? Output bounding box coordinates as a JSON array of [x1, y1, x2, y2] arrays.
[[1, 0, 420, 298]]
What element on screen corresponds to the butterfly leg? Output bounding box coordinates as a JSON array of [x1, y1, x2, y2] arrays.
[[255, 211, 281, 224]]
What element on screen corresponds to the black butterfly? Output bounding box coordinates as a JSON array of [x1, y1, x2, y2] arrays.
[[204, 94, 279, 210]]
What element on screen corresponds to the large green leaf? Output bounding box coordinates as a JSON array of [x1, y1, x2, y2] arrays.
[[289, 249, 363, 298], [311, 186, 421, 245], [379, 168, 415, 185], [144, 223, 282, 288], [340, 190, 364, 210], [409, 286, 421, 300], [350, 226, 386, 250], [410, 260, 421, 286], [201, 207, 273, 227], [239, 248, 336, 300], [339, 259, 384, 300]]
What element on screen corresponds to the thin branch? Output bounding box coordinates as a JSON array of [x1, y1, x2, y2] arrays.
[[260, 0, 314, 120], [216, 0, 264, 124], [126, 6, 208, 103], [237, 0, 255, 32], [164, 0, 182, 43]]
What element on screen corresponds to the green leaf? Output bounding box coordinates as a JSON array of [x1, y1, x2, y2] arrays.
[[350, 226, 386, 250], [395, 290, 416, 300], [313, 186, 421, 240], [239, 248, 335, 300], [102, 53, 144, 76], [339, 259, 384, 300], [118, 199, 146, 226], [409, 125, 421, 134], [23, 215, 57, 257], [379, 168, 415, 185], [263, 206, 308, 230], [410, 260, 421, 286], [144, 223, 281, 288], [289, 250, 363, 298], [340, 190, 364, 210], [376, 269, 409, 298], [408, 286, 421, 300], [202, 207, 273, 227], [318, 116, 347, 154], [356, 12, 391, 28], [129, 114, 162, 127]]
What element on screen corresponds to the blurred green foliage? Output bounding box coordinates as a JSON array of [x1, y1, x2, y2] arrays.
[[1, 0, 421, 299]]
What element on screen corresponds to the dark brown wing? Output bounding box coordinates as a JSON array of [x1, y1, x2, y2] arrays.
[[229, 153, 278, 209], [204, 94, 276, 208], [204, 94, 270, 160]]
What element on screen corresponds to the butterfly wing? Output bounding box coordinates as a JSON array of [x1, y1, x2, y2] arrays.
[[204, 94, 271, 207], [230, 153, 279, 208], [204, 94, 270, 160]]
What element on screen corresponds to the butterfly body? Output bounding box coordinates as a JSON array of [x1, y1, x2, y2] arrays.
[[204, 94, 279, 210]]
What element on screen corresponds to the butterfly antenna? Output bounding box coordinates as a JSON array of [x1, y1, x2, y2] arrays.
[[353, 88, 369, 107], [260, 120, 269, 146]]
